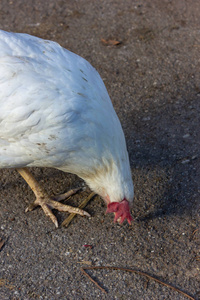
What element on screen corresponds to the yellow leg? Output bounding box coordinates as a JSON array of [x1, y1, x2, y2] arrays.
[[17, 168, 90, 227]]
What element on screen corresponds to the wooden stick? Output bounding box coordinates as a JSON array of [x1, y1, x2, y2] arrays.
[[0, 239, 5, 251], [81, 268, 107, 294], [62, 192, 96, 227], [81, 266, 195, 300]]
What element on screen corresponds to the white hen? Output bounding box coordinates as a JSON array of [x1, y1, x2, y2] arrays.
[[0, 30, 134, 227]]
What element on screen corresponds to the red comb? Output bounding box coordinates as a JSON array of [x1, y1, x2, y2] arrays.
[[106, 199, 133, 225]]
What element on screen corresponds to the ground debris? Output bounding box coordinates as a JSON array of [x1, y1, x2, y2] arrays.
[[81, 266, 195, 299], [0, 238, 5, 251], [0, 278, 15, 290], [62, 192, 96, 227], [101, 38, 122, 46]]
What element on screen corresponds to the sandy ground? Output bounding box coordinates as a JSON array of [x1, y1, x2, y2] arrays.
[[0, 0, 199, 299]]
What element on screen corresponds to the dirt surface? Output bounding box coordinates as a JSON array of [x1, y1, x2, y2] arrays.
[[0, 0, 199, 299]]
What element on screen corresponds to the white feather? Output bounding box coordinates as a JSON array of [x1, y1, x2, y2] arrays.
[[0, 30, 133, 205]]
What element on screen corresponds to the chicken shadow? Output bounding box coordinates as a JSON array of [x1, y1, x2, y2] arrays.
[[124, 91, 199, 222]]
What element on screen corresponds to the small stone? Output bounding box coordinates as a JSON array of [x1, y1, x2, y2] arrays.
[[183, 133, 190, 138], [181, 159, 190, 164]]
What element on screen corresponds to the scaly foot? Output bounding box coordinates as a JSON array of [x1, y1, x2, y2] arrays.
[[17, 168, 90, 227]]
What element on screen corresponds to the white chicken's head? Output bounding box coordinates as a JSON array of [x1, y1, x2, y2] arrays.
[[82, 151, 134, 225]]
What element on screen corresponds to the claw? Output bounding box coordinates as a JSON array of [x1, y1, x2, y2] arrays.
[[17, 168, 89, 227], [42, 204, 59, 228], [52, 188, 81, 201]]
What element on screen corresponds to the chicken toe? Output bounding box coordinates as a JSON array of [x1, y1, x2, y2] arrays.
[[17, 168, 90, 227]]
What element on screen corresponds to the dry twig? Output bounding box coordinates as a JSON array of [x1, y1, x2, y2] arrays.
[[0, 239, 5, 251], [81, 266, 195, 299], [192, 229, 198, 235], [62, 192, 96, 227], [81, 268, 107, 294]]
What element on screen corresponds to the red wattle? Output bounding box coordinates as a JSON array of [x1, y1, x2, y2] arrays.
[[106, 199, 133, 225], [106, 202, 120, 213]]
